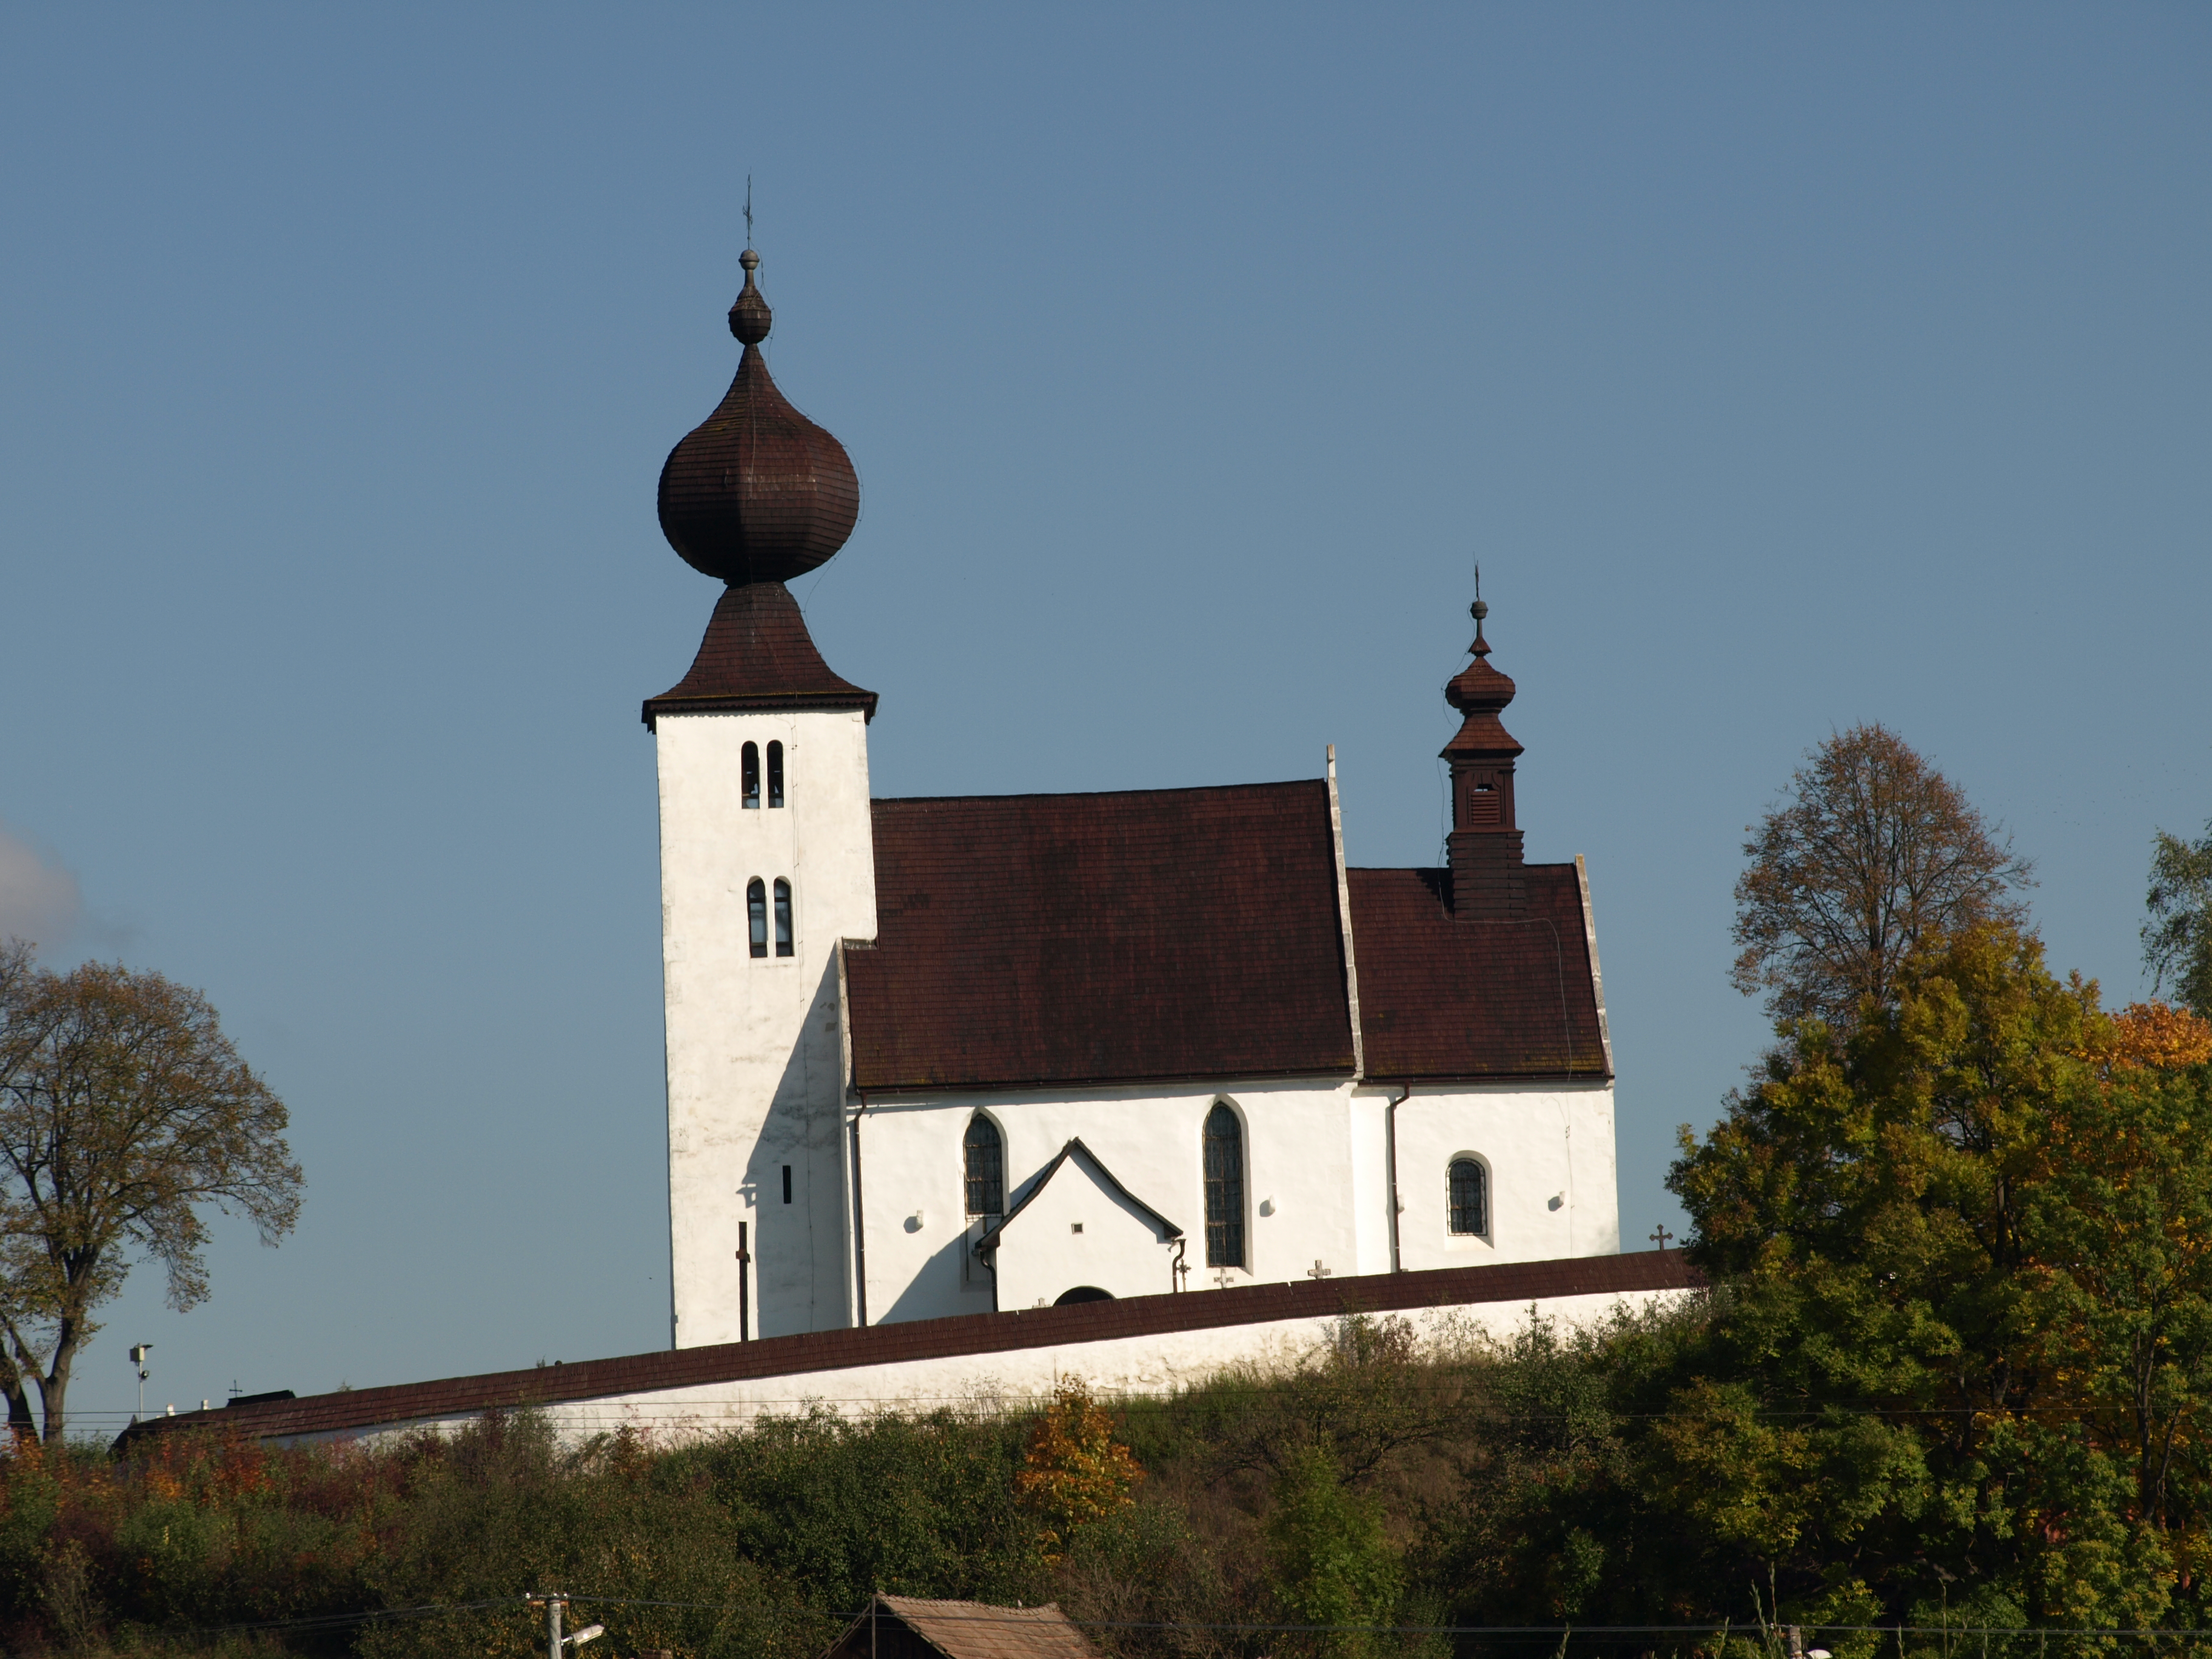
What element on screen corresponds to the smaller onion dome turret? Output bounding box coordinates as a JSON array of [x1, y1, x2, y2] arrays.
[[1440, 587, 1528, 920], [1441, 595, 1523, 760], [656, 249, 860, 586]]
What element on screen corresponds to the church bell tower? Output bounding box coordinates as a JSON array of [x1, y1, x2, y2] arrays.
[[645, 250, 879, 1346], [1441, 591, 1528, 919]]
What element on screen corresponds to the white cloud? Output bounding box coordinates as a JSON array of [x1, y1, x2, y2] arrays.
[[0, 823, 81, 953]]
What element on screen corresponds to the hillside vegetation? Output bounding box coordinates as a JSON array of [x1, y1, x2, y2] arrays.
[[12, 931, 2212, 1659]]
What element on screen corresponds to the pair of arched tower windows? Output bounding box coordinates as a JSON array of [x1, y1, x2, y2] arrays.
[[740, 741, 785, 810], [746, 878, 793, 958]]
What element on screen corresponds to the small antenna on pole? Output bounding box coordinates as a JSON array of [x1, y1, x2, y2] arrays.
[[743, 175, 754, 250]]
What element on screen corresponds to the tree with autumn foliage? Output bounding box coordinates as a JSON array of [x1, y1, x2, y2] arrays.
[[1669, 922, 2212, 1627], [1732, 724, 2033, 1030], [0, 940, 301, 1442], [1015, 1379, 1142, 1563]]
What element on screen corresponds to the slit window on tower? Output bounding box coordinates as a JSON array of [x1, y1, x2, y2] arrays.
[[1449, 1159, 1488, 1236], [964, 1116, 1004, 1216], [773, 879, 794, 957], [741, 742, 760, 809], [767, 741, 785, 808], [747, 879, 767, 957], [1203, 1103, 1246, 1269]]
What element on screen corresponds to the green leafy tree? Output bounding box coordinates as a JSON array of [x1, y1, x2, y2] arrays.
[[1732, 725, 2031, 1029], [2144, 819, 2212, 1013], [1670, 925, 2210, 1627], [0, 940, 301, 1441], [1264, 1445, 1402, 1659], [2021, 1005, 2212, 1598]]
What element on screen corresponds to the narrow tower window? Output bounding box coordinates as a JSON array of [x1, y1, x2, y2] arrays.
[[1203, 1103, 1246, 1269], [964, 1116, 1004, 1216], [741, 742, 760, 809], [1449, 1158, 1488, 1236], [773, 878, 794, 957], [747, 878, 767, 958], [782, 1165, 793, 1204], [767, 740, 785, 808]]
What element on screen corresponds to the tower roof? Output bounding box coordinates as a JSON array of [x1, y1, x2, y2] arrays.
[[655, 250, 860, 586], [642, 580, 877, 728]]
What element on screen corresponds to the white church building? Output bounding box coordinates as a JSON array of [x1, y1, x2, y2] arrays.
[[647, 250, 1620, 1349], [122, 252, 1672, 1452]]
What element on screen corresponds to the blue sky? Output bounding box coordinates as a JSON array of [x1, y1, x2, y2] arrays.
[[2, 5, 2207, 1432]]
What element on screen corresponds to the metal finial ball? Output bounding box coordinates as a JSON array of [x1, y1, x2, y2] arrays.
[[1471, 598, 1489, 621], [739, 249, 760, 272]]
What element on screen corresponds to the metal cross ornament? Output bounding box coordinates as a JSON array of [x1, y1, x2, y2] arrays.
[[1212, 1267, 1235, 1291], [1650, 1225, 1675, 1252]]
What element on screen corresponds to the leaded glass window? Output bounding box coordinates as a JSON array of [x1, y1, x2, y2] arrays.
[[1203, 1104, 1245, 1268], [964, 1116, 1004, 1215], [1449, 1158, 1487, 1236]]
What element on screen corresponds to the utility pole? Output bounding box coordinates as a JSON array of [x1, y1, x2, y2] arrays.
[[129, 1344, 152, 1423], [530, 1589, 600, 1659]]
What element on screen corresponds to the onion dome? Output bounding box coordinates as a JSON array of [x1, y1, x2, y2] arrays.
[[1441, 596, 1523, 761], [656, 250, 860, 585]]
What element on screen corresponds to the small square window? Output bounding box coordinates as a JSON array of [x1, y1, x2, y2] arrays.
[[1070, 1222, 1084, 1234]]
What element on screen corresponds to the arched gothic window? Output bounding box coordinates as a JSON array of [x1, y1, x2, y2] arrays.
[[766, 740, 785, 808], [746, 878, 767, 958], [742, 742, 760, 809], [964, 1116, 1004, 1216], [1203, 1103, 1245, 1269], [1449, 1158, 1488, 1236], [773, 878, 794, 957]]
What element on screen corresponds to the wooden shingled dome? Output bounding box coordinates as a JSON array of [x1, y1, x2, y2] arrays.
[[657, 249, 861, 586]]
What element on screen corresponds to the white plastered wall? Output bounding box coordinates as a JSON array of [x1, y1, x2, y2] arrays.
[[1390, 1081, 1618, 1270], [270, 1286, 1683, 1449], [984, 1150, 1183, 1311], [657, 708, 877, 1347], [851, 1076, 1615, 1322]]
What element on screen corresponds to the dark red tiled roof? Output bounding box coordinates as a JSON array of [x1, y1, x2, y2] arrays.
[[847, 782, 1356, 1093], [1351, 864, 1609, 1082], [643, 580, 878, 728], [116, 1252, 1697, 1450]]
